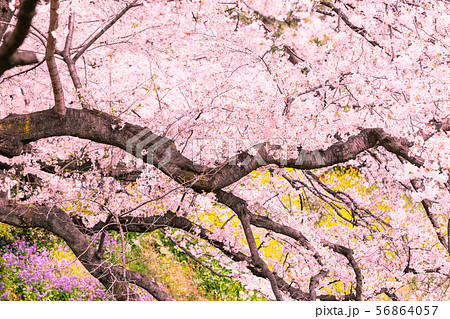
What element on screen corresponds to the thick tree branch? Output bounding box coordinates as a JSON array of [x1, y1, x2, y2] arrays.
[[215, 190, 284, 300], [0, 1, 14, 39], [309, 269, 328, 300], [0, 108, 441, 301], [0, 0, 39, 75], [0, 108, 439, 194], [0, 58, 45, 84], [0, 0, 447, 303], [75, 208, 365, 300], [376, 288, 399, 301], [248, 197, 363, 300], [322, 241, 363, 300], [249, 211, 323, 265], [23, 155, 142, 183]]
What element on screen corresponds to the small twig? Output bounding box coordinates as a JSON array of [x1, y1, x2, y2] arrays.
[[96, 213, 114, 258], [0, 58, 44, 84], [220, 215, 235, 229], [118, 186, 183, 218], [318, 1, 384, 50], [73, 1, 142, 62], [411, 179, 448, 252], [165, 232, 232, 278]]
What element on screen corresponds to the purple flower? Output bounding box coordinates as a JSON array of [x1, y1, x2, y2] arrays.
[[0, 240, 113, 301]]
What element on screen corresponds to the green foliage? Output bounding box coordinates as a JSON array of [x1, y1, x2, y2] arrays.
[[106, 230, 265, 300], [0, 224, 12, 242], [151, 231, 266, 301], [5, 226, 64, 251]]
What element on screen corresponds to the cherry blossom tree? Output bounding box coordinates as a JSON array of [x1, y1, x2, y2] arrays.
[[0, 0, 450, 301]]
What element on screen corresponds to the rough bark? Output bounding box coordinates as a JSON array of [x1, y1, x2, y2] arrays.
[[0, 0, 14, 40], [0, 0, 39, 76], [0, 108, 435, 194], [45, 0, 65, 117]]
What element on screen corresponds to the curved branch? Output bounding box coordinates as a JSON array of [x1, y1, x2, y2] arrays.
[[0, 108, 437, 194], [322, 241, 363, 300], [376, 288, 399, 301], [215, 190, 284, 300], [0, 0, 39, 75], [411, 179, 449, 253], [249, 212, 323, 265], [0, 200, 172, 301], [309, 269, 328, 300], [0, 58, 44, 84]]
